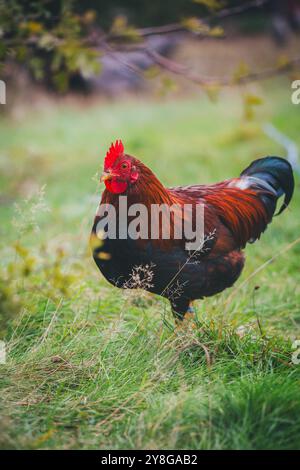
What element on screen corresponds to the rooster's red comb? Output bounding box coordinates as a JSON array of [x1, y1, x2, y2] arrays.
[[104, 139, 124, 169]]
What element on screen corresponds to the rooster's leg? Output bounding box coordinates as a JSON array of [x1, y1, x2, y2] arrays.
[[184, 304, 195, 321], [171, 300, 195, 324]]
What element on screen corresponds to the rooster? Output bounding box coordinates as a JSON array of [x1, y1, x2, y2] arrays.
[[91, 140, 294, 322]]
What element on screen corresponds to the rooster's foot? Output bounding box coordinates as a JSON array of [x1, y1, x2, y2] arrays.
[[174, 305, 197, 331], [183, 306, 195, 321]]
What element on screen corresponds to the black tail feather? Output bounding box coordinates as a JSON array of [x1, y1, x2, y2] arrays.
[[240, 156, 294, 216]]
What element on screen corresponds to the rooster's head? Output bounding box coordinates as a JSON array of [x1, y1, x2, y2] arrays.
[[101, 140, 139, 194]]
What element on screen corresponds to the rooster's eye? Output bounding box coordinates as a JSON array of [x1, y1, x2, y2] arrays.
[[121, 162, 128, 169]]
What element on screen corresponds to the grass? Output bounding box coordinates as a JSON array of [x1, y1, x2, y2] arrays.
[[0, 79, 300, 449]]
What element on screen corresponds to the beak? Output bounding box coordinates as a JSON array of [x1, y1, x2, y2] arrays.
[[100, 171, 113, 183]]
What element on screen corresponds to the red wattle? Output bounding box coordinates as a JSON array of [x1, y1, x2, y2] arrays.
[[105, 180, 128, 194]]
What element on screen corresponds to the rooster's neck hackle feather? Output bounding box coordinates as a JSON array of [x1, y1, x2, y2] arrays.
[[101, 157, 187, 249]]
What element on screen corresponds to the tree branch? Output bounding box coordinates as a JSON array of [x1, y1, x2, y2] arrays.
[[107, 0, 269, 40], [145, 48, 300, 87]]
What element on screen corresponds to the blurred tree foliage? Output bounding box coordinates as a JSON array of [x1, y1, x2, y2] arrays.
[[0, 0, 101, 91], [0, 0, 293, 93], [75, 0, 268, 29]]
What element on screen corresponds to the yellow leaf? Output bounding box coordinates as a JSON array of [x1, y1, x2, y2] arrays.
[[97, 252, 111, 260], [243, 94, 263, 121], [276, 54, 290, 70], [27, 21, 43, 34], [194, 0, 224, 11], [111, 15, 127, 33], [14, 242, 29, 259], [144, 66, 160, 79], [89, 233, 103, 251], [244, 93, 263, 106], [203, 82, 220, 102], [31, 429, 56, 448], [209, 26, 224, 37], [181, 17, 209, 34], [82, 10, 97, 25], [232, 61, 250, 83], [110, 15, 141, 41]]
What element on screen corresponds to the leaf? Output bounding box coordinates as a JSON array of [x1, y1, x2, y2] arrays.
[[244, 93, 263, 106], [51, 51, 63, 72], [27, 21, 43, 35], [19, 21, 43, 35], [111, 15, 128, 34], [203, 82, 220, 102], [38, 33, 58, 51], [110, 15, 141, 41], [15, 45, 28, 61], [276, 54, 291, 70], [193, 0, 224, 11], [74, 49, 101, 78], [243, 93, 263, 121], [82, 10, 97, 25], [209, 26, 224, 37], [158, 76, 178, 97], [29, 57, 45, 80], [53, 70, 69, 93], [31, 429, 56, 448], [143, 65, 160, 79], [90, 233, 103, 251], [97, 252, 111, 261], [232, 61, 250, 83], [14, 242, 29, 259], [181, 17, 210, 34]]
